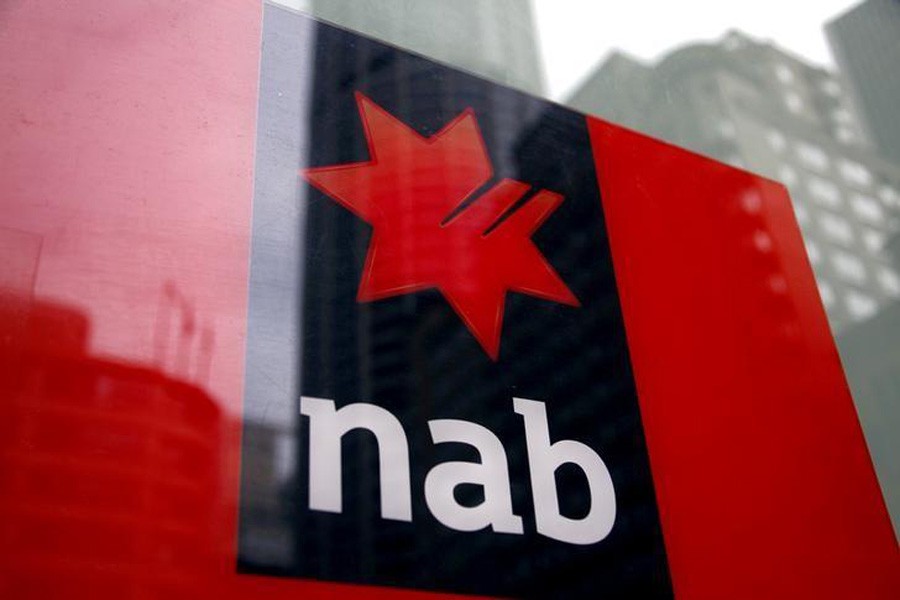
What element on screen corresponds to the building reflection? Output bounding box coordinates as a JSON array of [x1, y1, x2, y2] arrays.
[[0, 287, 228, 596]]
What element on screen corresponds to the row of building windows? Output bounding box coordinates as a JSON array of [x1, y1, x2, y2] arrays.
[[770, 61, 859, 144], [800, 178, 887, 223], [819, 281, 878, 321], [789, 189, 891, 256], [772, 61, 843, 99], [805, 237, 900, 295], [767, 131, 886, 192], [785, 171, 900, 213]]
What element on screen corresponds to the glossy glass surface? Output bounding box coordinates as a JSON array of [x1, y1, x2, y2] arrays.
[[1, 2, 258, 596], [1, 1, 898, 598]]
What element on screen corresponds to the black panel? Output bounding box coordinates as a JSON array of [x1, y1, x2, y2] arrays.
[[239, 6, 671, 598]]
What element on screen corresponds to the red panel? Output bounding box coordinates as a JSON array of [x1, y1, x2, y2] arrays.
[[0, 1, 257, 597], [0, 3, 472, 598], [589, 117, 899, 598]]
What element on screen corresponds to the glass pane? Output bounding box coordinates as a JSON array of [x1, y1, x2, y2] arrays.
[[2, 1, 897, 597]]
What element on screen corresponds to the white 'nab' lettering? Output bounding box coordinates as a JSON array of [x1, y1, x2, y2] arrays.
[[300, 396, 616, 544]]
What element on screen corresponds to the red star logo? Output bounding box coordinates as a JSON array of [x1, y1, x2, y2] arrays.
[[301, 92, 580, 359]]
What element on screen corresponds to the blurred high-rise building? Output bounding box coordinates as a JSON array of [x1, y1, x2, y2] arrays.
[[305, 0, 545, 96], [566, 31, 900, 334], [827, 0, 900, 167]]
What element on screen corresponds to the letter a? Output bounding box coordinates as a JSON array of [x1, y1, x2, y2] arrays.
[[300, 396, 412, 521], [425, 419, 523, 534], [514, 397, 615, 545]]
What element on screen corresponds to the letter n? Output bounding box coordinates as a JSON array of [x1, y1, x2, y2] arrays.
[[299, 396, 412, 521]]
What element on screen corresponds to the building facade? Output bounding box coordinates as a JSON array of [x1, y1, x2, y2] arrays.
[[827, 0, 900, 166]]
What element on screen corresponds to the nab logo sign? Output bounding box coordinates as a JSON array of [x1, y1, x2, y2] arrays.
[[240, 8, 672, 598], [301, 395, 616, 545], [301, 93, 581, 359]]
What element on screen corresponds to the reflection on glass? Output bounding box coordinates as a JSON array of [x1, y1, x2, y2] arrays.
[[0, 251, 229, 594], [2, 3, 898, 598]]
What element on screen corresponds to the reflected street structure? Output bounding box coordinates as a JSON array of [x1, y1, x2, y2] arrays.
[[0, 289, 230, 596]]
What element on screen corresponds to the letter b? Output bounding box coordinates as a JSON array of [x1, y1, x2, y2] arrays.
[[514, 397, 616, 545]]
